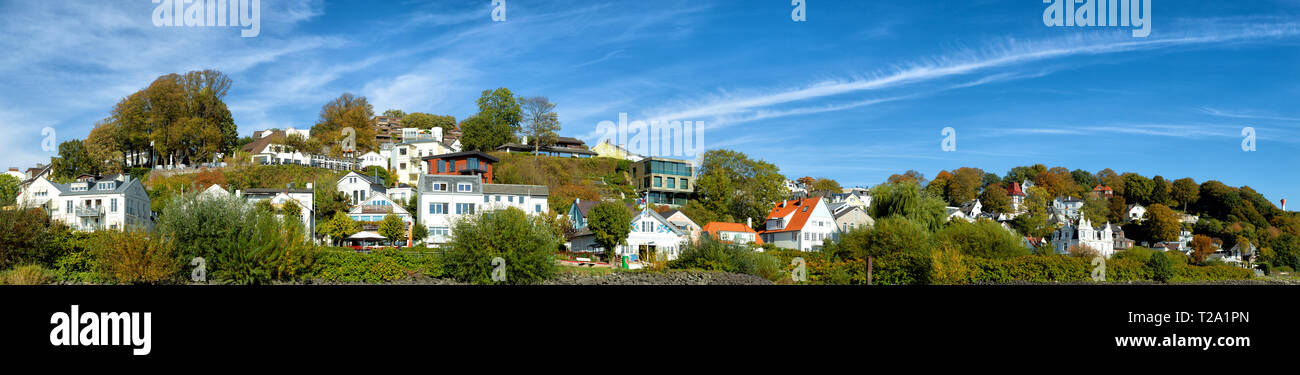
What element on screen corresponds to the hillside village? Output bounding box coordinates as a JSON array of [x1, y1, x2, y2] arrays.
[[1, 70, 1296, 285]]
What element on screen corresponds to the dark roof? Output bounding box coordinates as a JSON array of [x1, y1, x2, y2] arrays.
[[660, 209, 682, 218], [243, 188, 314, 195], [242, 130, 285, 154], [482, 184, 548, 196], [555, 137, 586, 146], [495, 143, 597, 156], [420, 150, 499, 162]]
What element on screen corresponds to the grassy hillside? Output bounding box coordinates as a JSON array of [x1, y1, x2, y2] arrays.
[[489, 152, 634, 213], [144, 164, 347, 212]]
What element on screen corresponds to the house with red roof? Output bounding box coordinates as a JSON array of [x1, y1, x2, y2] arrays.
[[1091, 184, 1114, 199], [1007, 181, 1027, 215], [702, 222, 763, 246], [758, 197, 839, 251]]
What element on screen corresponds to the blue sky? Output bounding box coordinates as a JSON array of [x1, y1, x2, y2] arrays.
[[1, 0, 1298, 207]]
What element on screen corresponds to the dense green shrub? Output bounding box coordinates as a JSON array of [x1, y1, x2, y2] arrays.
[[310, 249, 442, 283], [89, 230, 181, 284], [1106, 257, 1151, 282], [1147, 252, 1175, 283], [668, 237, 783, 281], [157, 193, 318, 284], [1175, 264, 1253, 281], [442, 207, 559, 284], [968, 256, 1090, 283], [936, 219, 1029, 259]]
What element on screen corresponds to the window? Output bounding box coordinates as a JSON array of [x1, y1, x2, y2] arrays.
[[667, 178, 676, 189], [643, 177, 650, 188], [495, 195, 501, 202], [437, 160, 446, 173], [400, 163, 407, 170], [508, 196, 514, 203], [448, 160, 457, 173], [457, 183, 472, 192], [110, 199, 117, 213], [484, 195, 490, 203], [654, 176, 662, 187], [456, 203, 475, 215], [680, 178, 689, 190], [429, 203, 448, 215], [535, 204, 542, 213], [66, 200, 72, 213], [432, 183, 448, 191], [430, 227, 450, 236], [468, 157, 479, 170], [400, 148, 407, 156]]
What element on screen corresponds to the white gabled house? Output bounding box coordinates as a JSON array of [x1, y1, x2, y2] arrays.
[[19, 174, 153, 232], [345, 192, 415, 248], [239, 186, 315, 242], [759, 197, 839, 251], [416, 174, 549, 247], [1051, 217, 1117, 257], [570, 207, 690, 262], [337, 171, 387, 205], [1127, 204, 1146, 222]]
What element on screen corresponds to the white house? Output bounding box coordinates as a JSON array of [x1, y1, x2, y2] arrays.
[[391, 138, 459, 186], [386, 185, 416, 205], [416, 174, 549, 247], [1052, 217, 1116, 258], [759, 197, 839, 251], [346, 192, 415, 247], [337, 171, 387, 205], [1127, 204, 1147, 222], [19, 174, 153, 232], [357, 151, 389, 170], [570, 207, 689, 261], [1051, 197, 1085, 220]]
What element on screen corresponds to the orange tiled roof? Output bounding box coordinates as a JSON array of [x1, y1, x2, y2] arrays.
[[1007, 182, 1026, 196], [702, 222, 763, 244], [1093, 185, 1113, 192], [759, 197, 821, 234]]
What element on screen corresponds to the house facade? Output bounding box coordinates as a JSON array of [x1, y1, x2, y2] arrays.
[[660, 210, 701, 242], [337, 171, 387, 205], [416, 174, 549, 247], [1127, 204, 1147, 222], [702, 222, 763, 245], [831, 204, 874, 233], [570, 207, 689, 261], [1051, 217, 1116, 257], [759, 197, 839, 251], [391, 136, 460, 186], [421, 151, 497, 184], [346, 192, 415, 247], [631, 157, 694, 207], [20, 175, 153, 232]]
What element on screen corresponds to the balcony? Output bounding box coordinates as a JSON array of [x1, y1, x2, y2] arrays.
[[358, 205, 394, 214], [74, 206, 104, 217]]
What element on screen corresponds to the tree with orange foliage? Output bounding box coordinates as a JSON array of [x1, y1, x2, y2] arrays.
[[1191, 234, 1216, 263]]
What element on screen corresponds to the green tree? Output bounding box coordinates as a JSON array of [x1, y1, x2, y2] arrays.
[[378, 214, 408, 247], [695, 149, 788, 227], [51, 139, 98, 181], [936, 219, 1029, 259], [588, 201, 633, 260], [402, 112, 457, 132], [320, 211, 361, 246], [945, 167, 985, 204], [1170, 177, 1199, 211], [1142, 204, 1181, 242], [281, 199, 303, 220], [311, 93, 377, 154], [519, 96, 561, 153], [1122, 173, 1155, 205], [840, 217, 932, 284], [1147, 251, 1175, 283], [460, 88, 522, 151], [979, 182, 1012, 214], [869, 181, 948, 232], [1081, 195, 1110, 224], [443, 207, 559, 284], [810, 178, 843, 197], [1191, 234, 1216, 263], [0, 174, 21, 206], [411, 224, 429, 245], [382, 109, 406, 118], [1150, 175, 1172, 206]]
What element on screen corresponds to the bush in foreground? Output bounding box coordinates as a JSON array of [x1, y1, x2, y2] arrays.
[[442, 208, 559, 284], [667, 236, 782, 281]]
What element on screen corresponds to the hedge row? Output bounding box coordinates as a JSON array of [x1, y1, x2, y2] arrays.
[[308, 249, 442, 283], [769, 248, 1253, 285]]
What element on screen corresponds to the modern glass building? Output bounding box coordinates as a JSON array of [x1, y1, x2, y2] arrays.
[[632, 157, 694, 207]]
